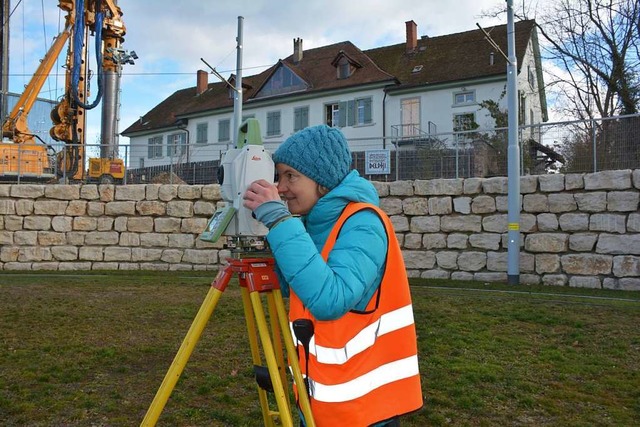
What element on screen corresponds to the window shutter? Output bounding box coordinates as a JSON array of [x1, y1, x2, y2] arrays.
[[338, 101, 347, 127], [364, 98, 372, 124], [347, 100, 355, 126]]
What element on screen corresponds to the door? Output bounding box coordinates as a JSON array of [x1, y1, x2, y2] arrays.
[[401, 97, 420, 137]]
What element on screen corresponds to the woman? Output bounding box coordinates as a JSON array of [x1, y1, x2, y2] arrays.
[[243, 124, 422, 426]]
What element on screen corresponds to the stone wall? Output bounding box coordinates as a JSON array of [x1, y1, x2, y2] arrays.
[[1, 169, 639, 290]]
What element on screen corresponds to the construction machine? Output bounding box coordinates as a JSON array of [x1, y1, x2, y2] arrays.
[[1, 0, 128, 183]]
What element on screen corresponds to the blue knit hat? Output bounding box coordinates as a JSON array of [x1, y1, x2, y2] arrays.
[[273, 125, 352, 190]]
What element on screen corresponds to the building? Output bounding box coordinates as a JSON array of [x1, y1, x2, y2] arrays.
[[122, 19, 548, 180]]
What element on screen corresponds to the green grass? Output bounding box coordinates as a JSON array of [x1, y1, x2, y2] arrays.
[[1, 271, 639, 426]]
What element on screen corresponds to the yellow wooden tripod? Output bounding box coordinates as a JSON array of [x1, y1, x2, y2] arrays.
[[141, 257, 315, 426]]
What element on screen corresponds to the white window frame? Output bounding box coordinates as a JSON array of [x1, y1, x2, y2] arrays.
[[453, 90, 475, 106], [266, 110, 282, 137], [147, 136, 163, 159]]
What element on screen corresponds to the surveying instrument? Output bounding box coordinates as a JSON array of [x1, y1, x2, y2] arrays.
[[141, 119, 315, 426]]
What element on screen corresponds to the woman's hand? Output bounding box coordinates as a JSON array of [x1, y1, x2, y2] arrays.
[[242, 179, 280, 211]]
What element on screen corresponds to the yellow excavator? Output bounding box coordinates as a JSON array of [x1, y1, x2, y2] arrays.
[[1, 0, 127, 183]]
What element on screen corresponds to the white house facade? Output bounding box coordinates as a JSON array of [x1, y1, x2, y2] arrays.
[[123, 19, 548, 177]]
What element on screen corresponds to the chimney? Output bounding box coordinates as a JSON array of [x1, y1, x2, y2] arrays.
[[196, 69, 208, 95], [293, 37, 303, 63], [405, 20, 417, 52]]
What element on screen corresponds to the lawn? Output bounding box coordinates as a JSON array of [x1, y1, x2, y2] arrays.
[[1, 271, 639, 426]]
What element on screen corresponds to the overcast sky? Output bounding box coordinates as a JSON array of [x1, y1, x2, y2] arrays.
[[7, 0, 549, 146]]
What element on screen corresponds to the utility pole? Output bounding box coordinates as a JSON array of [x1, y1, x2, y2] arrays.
[[0, 0, 9, 121], [506, 0, 521, 285], [232, 16, 244, 146]]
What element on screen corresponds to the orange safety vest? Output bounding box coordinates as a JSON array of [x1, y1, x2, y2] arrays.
[[289, 202, 423, 426]]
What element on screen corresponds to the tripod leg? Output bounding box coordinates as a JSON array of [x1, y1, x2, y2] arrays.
[[249, 290, 294, 427], [141, 274, 229, 426], [240, 287, 274, 427], [273, 289, 316, 427]]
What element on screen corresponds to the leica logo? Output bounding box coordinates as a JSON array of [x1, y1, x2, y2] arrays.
[[251, 156, 262, 161]]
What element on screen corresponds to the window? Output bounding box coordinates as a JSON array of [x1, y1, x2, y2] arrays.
[[454, 91, 475, 105], [528, 65, 536, 88], [355, 98, 372, 125], [325, 98, 372, 128], [167, 132, 187, 157], [196, 122, 208, 144], [453, 113, 476, 143], [139, 158, 144, 168], [147, 136, 163, 159], [326, 103, 340, 127], [337, 57, 352, 79], [294, 106, 309, 132], [266, 111, 281, 137], [218, 119, 230, 142], [256, 65, 306, 98]]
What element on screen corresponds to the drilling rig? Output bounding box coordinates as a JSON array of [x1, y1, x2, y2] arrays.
[[1, 0, 130, 183]]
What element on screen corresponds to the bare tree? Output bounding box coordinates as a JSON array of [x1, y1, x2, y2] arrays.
[[484, 0, 640, 119]]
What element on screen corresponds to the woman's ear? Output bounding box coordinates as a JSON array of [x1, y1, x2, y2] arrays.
[[317, 185, 330, 196]]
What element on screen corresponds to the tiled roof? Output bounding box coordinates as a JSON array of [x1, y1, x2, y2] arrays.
[[365, 20, 536, 90], [122, 20, 537, 136]]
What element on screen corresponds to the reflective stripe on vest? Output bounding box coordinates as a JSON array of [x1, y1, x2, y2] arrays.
[[309, 355, 419, 403], [290, 304, 415, 365]]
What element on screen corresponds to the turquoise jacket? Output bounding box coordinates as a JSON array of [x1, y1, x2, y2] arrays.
[[266, 170, 388, 321]]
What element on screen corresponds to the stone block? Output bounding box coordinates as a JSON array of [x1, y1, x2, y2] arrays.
[[79, 247, 104, 261], [104, 247, 132, 262], [168, 234, 195, 248], [80, 185, 99, 200], [140, 233, 169, 247], [422, 233, 447, 250], [193, 201, 215, 216], [520, 175, 538, 194], [10, 184, 44, 198], [371, 181, 390, 197], [15, 200, 33, 215], [523, 194, 548, 213], [537, 213, 558, 231], [569, 233, 598, 252], [390, 215, 409, 232], [574, 192, 607, 212], [181, 218, 208, 234], [38, 231, 67, 246], [441, 215, 482, 232], [471, 195, 496, 214], [24, 216, 51, 231], [457, 251, 486, 271], [85, 231, 119, 245], [380, 198, 403, 215], [589, 213, 626, 233], [548, 193, 577, 213], [87, 202, 105, 216], [105, 201, 136, 216], [542, 274, 568, 286], [155, 217, 182, 233], [539, 174, 565, 192], [401, 250, 436, 269], [469, 233, 501, 250], [463, 177, 483, 194], [569, 276, 601, 288], [447, 233, 468, 249], [607, 191, 639, 212], [420, 269, 450, 279], [182, 249, 219, 265], [178, 185, 201, 199], [45, 185, 80, 200], [629, 213, 640, 232], [535, 253, 560, 274], [115, 185, 146, 201], [402, 197, 429, 215], [453, 197, 472, 214], [201, 184, 221, 201], [435, 251, 458, 269], [389, 180, 414, 196], [51, 246, 79, 261], [524, 233, 568, 253], [415, 178, 463, 195], [403, 233, 422, 249], [14, 231, 37, 245], [584, 170, 631, 190], [612, 256, 640, 277], [482, 177, 508, 194], [34, 200, 68, 215], [565, 174, 584, 190], [66, 200, 87, 216], [428, 197, 452, 215], [410, 216, 440, 233], [558, 213, 589, 232], [98, 185, 114, 202], [52, 216, 73, 232], [135, 201, 166, 216], [561, 254, 612, 275], [127, 217, 154, 233], [166, 201, 194, 218]]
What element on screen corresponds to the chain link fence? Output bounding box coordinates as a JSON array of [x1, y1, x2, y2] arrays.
[[2, 114, 638, 185]]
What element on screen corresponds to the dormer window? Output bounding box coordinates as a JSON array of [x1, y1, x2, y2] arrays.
[[332, 51, 362, 80], [338, 57, 352, 79]]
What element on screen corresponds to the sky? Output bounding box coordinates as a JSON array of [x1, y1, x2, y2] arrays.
[[6, 0, 551, 148]]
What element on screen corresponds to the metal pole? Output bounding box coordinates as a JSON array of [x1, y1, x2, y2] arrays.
[[506, 0, 520, 285], [232, 16, 244, 147], [592, 118, 597, 172]]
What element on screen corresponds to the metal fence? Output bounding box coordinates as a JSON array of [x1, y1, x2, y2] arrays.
[[2, 114, 638, 185]]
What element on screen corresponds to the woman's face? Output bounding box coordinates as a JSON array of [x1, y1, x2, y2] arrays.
[[276, 163, 322, 215]]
